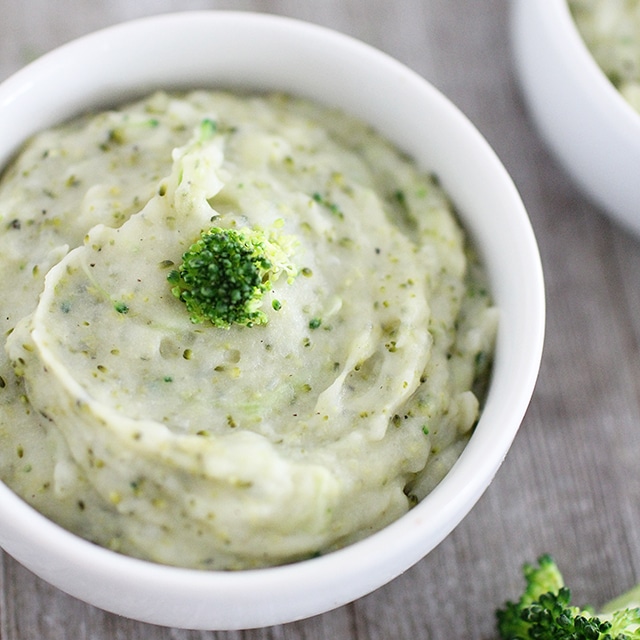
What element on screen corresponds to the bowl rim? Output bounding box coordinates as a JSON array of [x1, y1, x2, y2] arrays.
[[0, 9, 545, 629]]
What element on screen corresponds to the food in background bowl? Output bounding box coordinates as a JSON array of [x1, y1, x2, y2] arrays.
[[0, 90, 496, 570], [569, 0, 640, 112]]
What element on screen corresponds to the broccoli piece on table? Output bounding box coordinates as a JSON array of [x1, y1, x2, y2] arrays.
[[497, 554, 640, 640], [167, 226, 296, 329]]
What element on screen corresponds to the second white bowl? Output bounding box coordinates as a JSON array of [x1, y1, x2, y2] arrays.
[[511, 0, 640, 235]]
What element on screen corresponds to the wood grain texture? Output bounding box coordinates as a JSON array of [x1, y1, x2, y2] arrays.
[[2, 1, 640, 638]]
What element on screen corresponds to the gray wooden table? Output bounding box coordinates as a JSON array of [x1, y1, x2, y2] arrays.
[[2, 1, 640, 638]]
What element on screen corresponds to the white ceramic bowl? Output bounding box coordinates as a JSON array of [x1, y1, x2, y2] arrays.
[[0, 11, 544, 630], [511, 0, 640, 235]]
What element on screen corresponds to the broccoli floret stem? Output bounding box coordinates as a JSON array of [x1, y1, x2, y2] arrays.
[[602, 583, 640, 615]]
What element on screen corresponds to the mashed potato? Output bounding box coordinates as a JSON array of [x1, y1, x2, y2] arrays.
[[0, 91, 496, 569], [570, 0, 640, 111]]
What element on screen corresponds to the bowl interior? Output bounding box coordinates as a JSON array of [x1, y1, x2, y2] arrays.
[[0, 11, 545, 630]]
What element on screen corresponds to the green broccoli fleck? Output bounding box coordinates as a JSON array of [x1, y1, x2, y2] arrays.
[[311, 192, 344, 219], [198, 118, 217, 141], [497, 555, 640, 639], [168, 226, 297, 329]]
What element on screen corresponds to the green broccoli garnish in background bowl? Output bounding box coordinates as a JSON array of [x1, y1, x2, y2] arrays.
[[167, 225, 297, 329], [497, 554, 640, 639]]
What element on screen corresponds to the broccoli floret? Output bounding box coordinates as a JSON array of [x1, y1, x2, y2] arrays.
[[167, 226, 297, 329], [497, 555, 640, 640]]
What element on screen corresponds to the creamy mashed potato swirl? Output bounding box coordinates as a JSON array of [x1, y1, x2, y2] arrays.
[[0, 92, 496, 569]]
